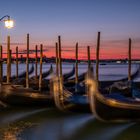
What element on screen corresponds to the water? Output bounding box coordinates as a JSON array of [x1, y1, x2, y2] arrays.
[[0, 63, 140, 140], [2, 63, 139, 80], [0, 108, 140, 140]]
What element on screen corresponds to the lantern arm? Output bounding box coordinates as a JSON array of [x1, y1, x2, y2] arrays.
[[0, 15, 10, 22]]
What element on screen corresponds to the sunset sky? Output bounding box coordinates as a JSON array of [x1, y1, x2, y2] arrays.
[[0, 0, 140, 59]]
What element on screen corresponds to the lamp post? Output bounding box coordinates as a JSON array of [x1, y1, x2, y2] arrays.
[[0, 15, 14, 29], [0, 15, 14, 45], [0, 15, 14, 84]]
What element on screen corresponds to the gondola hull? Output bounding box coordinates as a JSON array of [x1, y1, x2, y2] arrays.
[[65, 94, 90, 113], [53, 80, 90, 113], [0, 84, 54, 107], [92, 92, 140, 122], [66, 103, 90, 113], [2, 64, 34, 83]]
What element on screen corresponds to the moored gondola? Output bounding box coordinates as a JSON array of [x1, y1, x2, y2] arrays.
[[12, 64, 53, 86], [0, 65, 76, 107], [29, 64, 75, 90], [87, 76, 140, 122], [53, 75, 90, 112], [2, 64, 34, 82], [53, 38, 140, 113], [63, 65, 75, 81], [64, 65, 140, 88], [99, 64, 140, 89], [64, 72, 86, 86], [87, 34, 140, 122], [53, 42, 91, 113], [0, 83, 53, 106], [31, 64, 53, 79], [0, 35, 54, 107], [0, 36, 76, 107], [0, 40, 54, 107], [53, 66, 140, 113]]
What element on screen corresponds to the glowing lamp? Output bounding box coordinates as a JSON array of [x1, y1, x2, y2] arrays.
[[4, 19, 14, 28]]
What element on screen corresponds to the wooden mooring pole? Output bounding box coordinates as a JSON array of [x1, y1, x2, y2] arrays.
[[87, 46, 91, 71], [128, 38, 131, 81], [0, 45, 3, 83], [7, 36, 11, 84], [58, 36, 63, 82], [26, 34, 29, 88], [96, 32, 100, 82], [16, 46, 18, 79], [58, 35, 64, 96], [75, 43, 78, 85], [35, 45, 38, 80], [39, 44, 43, 91], [55, 42, 59, 76]]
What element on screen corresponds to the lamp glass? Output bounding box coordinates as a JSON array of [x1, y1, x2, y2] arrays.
[[4, 19, 14, 28]]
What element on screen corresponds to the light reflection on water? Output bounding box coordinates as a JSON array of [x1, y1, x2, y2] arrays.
[[84, 123, 135, 140], [0, 108, 49, 140], [25, 114, 93, 140], [0, 122, 36, 140], [0, 108, 140, 140], [0, 108, 48, 125]]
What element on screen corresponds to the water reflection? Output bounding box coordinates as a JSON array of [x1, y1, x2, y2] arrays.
[[0, 122, 37, 140], [0, 108, 48, 126], [0, 108, 140, 140], [81, 122, 135, 140], [28, 114, 93, 140]]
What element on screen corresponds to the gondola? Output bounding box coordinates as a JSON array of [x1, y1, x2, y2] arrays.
[[99, 64, 140, 89], [87, 34, 140, 122], [87, 74, 140, 122], [2, 64, 34, 82], [0, 65, 54, 106], [63, 65, 75, 81], [65, 64, 140, 88], [27, 65, 75, 90], [0, 83, 54, 106], [12, 64, 53, 86], [0, 34, 54, 107], [0, 65, 75, 106], [53, 35, 140, 113], [53, 65, 140, 113], [64, 72, 86, 86], [30, 64, 53, 79]]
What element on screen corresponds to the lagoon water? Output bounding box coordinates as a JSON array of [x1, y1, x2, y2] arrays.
[[0, 63, 140, 140]]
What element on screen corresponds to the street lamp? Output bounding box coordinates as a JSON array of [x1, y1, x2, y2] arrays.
[[0, 15, 14, 28], [0, 15, 14, 84]]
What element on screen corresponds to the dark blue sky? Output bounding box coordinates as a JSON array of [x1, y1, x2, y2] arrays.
[[0, 0, 140, 58]]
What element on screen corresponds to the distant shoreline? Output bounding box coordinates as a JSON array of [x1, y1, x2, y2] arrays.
[[1, 57, 140, 64]]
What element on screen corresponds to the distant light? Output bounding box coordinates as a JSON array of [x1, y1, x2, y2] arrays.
[[116, 60, 121, 64], [4, 19, 14, 29]]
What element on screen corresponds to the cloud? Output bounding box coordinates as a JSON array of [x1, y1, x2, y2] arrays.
[[103, 38, 140, 44], [3, 49, 48, 54], [1, 43, 25, 45], [62, 49, 74, 52], [133, 38, 140, 43], [19, 49, 48, 54]]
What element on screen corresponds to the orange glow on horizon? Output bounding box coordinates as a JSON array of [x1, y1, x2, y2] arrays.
[[1, 40, 140, 60]]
